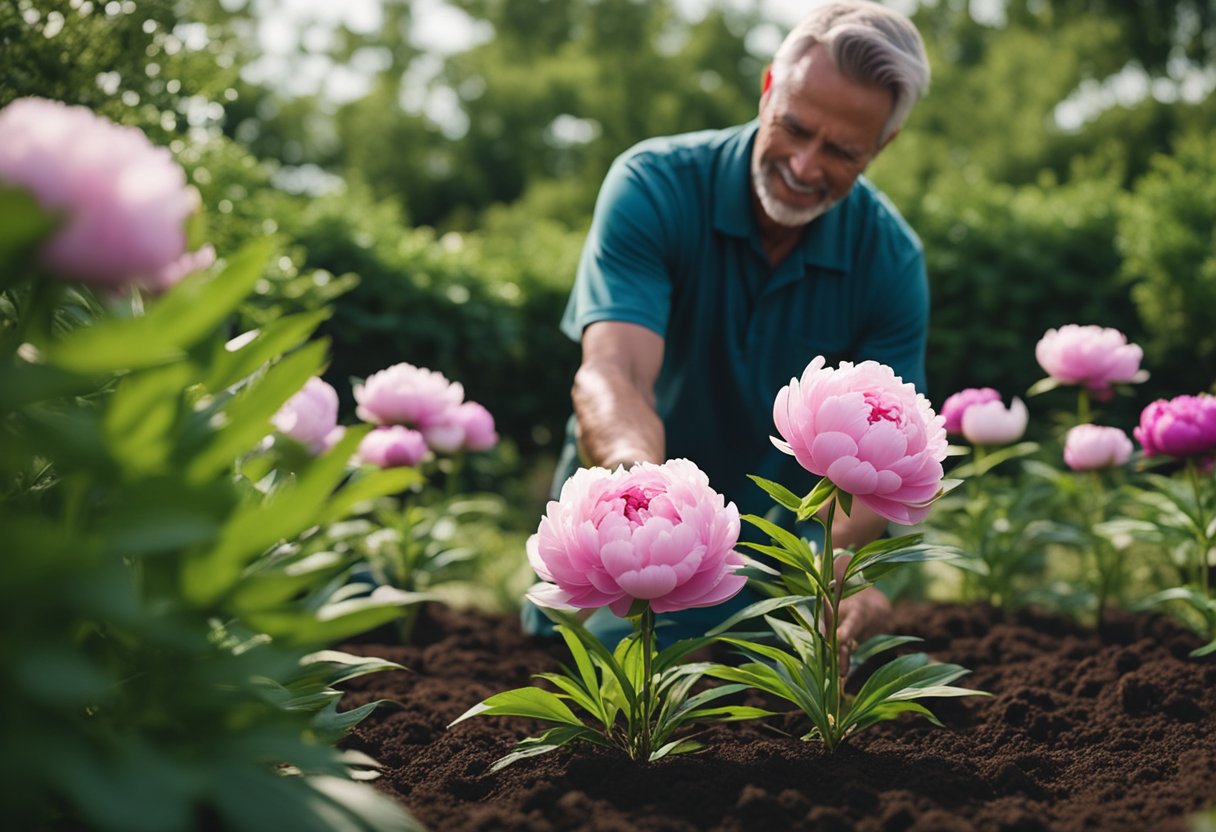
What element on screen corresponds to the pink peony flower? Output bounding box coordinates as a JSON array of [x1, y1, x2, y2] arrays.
[[1134, 395, 1216, 459], [0, 97, 205, 291], [454, 401, 498, 452], [772, 356, 947, 526], [422, 400, 499, 454], [353, 362, 465, 429], [271, 377, 342, 455], [941, 387, 1001, 435], [357, 425, 429, 468], [960, 397, 1029, 447], [1035, 325, 1144, 395], [1063, 424, 1133, 471], [526, 459, 746, 617]]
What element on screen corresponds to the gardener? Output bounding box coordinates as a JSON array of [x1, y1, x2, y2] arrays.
[[524, 0, 932, 658]]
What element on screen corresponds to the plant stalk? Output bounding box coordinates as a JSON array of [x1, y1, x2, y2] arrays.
[[639, 604, 655, 760]]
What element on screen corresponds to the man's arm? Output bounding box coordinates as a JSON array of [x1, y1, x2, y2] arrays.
[[572, 321, 666, 469]]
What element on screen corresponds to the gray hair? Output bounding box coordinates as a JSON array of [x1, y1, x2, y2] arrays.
[[770, 0, 930, 143]]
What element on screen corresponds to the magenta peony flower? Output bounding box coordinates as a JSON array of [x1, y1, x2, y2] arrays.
[[526, 459, 746, 617], [0, 97, 205, 290], [357, 425, 429, 468], [1063, 424, 1133, 471], [960, 397, 1028, 447], [1134, 395, 1216, 459], [271, 377, 343, 455], [773, 356, 947, 526], [1035, 325, 1144, 395], [941, 387, 1001, 435], [353, 362, 465, 429]]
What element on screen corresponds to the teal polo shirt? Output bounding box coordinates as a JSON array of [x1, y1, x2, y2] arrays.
[[555, 121, 929, 521]]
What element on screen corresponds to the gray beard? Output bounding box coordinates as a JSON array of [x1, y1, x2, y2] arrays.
[[751, 159, 839, 227]]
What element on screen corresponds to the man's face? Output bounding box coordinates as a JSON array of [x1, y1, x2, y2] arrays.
[[752, 45, 895, 228]]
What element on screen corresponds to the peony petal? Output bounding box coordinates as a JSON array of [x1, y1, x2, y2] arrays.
[[615, 565, 679, 600], [826, 457, 878, 495]]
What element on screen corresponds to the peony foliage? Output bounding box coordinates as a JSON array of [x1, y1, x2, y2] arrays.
[[0, 99, 422, 832]]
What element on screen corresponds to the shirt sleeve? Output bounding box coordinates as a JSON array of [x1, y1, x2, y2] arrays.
[[560, 152, 674, 342]]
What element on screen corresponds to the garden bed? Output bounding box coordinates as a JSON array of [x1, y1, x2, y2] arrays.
[[341, 602, 1216, 831]]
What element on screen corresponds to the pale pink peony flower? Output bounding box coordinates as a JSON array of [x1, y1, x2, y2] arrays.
[[358, 425, 429, 468], [423, 400, 499, 453], [271, 376, 342, 455], [1063, 424, 1133, 471], [354, 362, 465, 429], [526, 459, 746, 617], [1134, 395, 1216, 459], [773, 356, 947, 526], [1035, 325, 1144, 395], [454, 401, 498, 451], [960, 397, 1029, 447], [0, 97, 205, 290], [940, 387, 1001, 435]]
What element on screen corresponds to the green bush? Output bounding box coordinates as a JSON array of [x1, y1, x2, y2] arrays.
[[0, 207, 421, 830], [1119, 130, 1216, 394]]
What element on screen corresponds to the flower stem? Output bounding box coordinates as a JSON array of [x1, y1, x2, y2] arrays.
[[639, 604, 655, 760], [1078, 388, 1091, 426], [821, 495, 841, 750], [1186, 459, 1211, 599], [1088, 471, 1112, 622]]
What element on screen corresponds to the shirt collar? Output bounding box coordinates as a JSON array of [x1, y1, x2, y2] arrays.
[[712, 120, 855, 274]]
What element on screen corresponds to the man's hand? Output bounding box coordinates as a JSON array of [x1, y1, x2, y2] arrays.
[[835, 585, 891, 675]]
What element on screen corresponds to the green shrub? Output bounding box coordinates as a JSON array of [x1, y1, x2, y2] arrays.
[[0, 206, 421, 830], [1119, 131, 1216, 394]]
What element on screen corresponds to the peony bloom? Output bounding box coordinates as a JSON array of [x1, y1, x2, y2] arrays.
[[271, 376, 343, 455], [526, 459, 746, 617], [941, 387, 1002, 435], [358, 425, 429, 468], [1063, 424, 1133, 471], [772, 356, 947, 525], [423, 400, 499, 453], [1035, 325, 1144, 396], [1134, 395, 1216, 459], [960, 397, 1029, 447], [0, 97, 205, 291], [454, 401, 498, 451], [354, 362, 465, 429]]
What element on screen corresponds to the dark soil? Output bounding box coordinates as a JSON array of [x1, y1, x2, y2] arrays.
[[341, 602, 1216, 831]]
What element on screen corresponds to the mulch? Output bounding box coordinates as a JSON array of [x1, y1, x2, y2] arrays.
[[340, 601, 1216, 831]]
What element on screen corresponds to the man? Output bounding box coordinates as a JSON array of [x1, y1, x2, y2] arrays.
[[526, 0, 932, 654]]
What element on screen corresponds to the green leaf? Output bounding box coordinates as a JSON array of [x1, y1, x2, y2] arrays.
[[705, 594, 816, 637], [649, 739, 705, 761], [797, 476, 838, 522], [103, 363, 194, 476], [248, 589, 425, 645], [489, 726, 600, 772], [534, 672, 604, 723], [229, 551, 348, 613], [951, 442, 1040, 478], [0, 186, 57, 274], [555, 624, 606, 719], [306, 774, 427, 831], [183, 425, 368, 604], [185, 339, 331, 483], [320, 466, 425, 525], [740, 514, 818, 570], [203, 308, 332, 394], [1026, 376, 1062, 396], [747, 474, 803, 512], [850, 634, 923, 667], [46, 239, 273, 373], [449, 687, 585, 729]]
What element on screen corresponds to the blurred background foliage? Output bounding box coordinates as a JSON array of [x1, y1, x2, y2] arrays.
[[4, 0, 1214, 550]]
